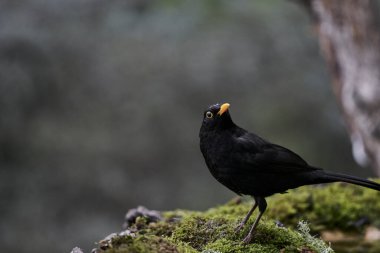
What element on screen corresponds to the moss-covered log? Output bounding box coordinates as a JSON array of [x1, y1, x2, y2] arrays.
[[84, 182, 380, 253]]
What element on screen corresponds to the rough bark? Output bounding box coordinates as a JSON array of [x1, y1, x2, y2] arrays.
[[303, 0, 380, 175]]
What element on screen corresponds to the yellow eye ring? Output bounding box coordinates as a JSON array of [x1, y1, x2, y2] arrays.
[[206, 111, 213, 118]]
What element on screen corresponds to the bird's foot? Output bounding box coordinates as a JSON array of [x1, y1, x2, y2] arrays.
[[242, 233, 253, 244], [235, 222, 245, 233]]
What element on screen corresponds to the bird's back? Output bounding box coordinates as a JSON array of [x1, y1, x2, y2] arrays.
[[200, 127, 323, 197]]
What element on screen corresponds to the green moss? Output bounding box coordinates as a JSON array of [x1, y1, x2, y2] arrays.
[[204, 238, 278, 253], [96, 181, 380, 253], [103, 234, 197, 253], [267, 181, 380, 231], [170, 211, 327, 253]]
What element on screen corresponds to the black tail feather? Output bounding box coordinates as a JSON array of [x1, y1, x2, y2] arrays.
[[323, 171, 380, 191]]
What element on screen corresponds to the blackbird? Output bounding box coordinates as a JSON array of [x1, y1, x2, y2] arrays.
[[199, 103, 380, 244]]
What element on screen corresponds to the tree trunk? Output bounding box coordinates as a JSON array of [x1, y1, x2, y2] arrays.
[[302, 0, 380, 175]]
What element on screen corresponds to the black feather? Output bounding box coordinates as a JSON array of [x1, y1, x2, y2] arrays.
[[199, 103, 380, 243]]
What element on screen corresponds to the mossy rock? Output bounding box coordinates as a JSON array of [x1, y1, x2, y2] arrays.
[[94, 181, 380, 253]]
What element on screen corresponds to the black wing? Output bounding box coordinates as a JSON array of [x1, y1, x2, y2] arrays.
[[233, 132, 318, 174]]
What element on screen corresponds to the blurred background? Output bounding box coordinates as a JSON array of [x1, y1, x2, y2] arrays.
[[0, 0, 374, 252]]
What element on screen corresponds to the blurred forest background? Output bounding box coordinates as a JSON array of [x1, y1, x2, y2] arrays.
[[0, 1, 375, 252]]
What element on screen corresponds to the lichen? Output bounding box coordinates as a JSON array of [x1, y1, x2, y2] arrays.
[[297, 221, 333, 253], [96, 181, 380, 253]]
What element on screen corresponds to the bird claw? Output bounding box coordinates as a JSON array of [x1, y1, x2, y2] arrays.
[[234, 223, 245, 233], [242, 233, 252, 244]]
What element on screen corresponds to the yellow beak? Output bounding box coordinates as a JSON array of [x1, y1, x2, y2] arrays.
[[217, 103, 230, 116]]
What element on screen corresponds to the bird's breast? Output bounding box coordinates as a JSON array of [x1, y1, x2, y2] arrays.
[[200, 133, 233, 165], [200, 133, 237, 179]]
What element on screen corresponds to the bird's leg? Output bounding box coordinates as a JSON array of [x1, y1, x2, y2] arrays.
[[235, 199, 258, 233], [242, 197, 267, 244]]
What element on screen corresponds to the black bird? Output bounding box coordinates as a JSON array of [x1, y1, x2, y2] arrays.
[[199, 103, 380, 244]]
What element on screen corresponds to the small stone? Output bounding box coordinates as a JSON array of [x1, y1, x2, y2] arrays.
[[275, 220, 285, 228], [365, 226, 380, 241], [102, 232, 118, 241], [119, 229, 135, 237], [70, 247, 84, 253], [123, 206, 162, 228], [347, 216, 370, 228], [98, 233, 118, 250]]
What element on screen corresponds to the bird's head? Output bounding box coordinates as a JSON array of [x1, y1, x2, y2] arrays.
[[201, 103, 234, 131]]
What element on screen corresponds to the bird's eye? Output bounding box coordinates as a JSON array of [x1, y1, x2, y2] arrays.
[[206, 111, 213, 119]]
